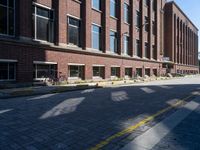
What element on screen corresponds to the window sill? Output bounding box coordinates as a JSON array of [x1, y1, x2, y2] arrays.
[[33, 39, 54, 45], [124, 22, 130, 26], [110, 16, 118, 20], [92, 7, 102, 13], [72, 0, 82, 4]]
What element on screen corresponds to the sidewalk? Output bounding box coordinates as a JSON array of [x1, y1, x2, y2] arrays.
[[0, 83, 99, 99], [0, 75, 197, 99]]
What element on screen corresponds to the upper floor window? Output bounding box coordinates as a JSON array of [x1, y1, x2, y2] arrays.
[[0, 0, 15, 36], [124, 3, 129, 24], [152, 0, 156, 11], [136, 39, 141, 57], [144, 16, 149, 32], [110, 0, 117, 18], [144, 0, 149, 7], [67, 17, 80, 46], [123, 35, 130, 55], [92, 24, 101, 50], [92, 0, 101, 11], [33, 4, 54, 42], [0, 61, 16, 81], [110, 30, 118, 53], [136, 11, 140, 28]]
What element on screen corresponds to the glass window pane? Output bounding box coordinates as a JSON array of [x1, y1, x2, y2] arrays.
[[92, 25, 101, 50], [37, 6, 49, 18], [9, 0, 14, 8], [0, 63, 8, 80], [0, 0, 7, 6], [8, 63, 15, 79], [8, 8, 14, 35], [36, 17, 48, 41], [0, 6, 7, 34], [110, 0, 116, 17], [92, 0, 100, 10]]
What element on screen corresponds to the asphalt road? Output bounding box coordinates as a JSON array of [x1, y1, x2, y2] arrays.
[[0, 76, 200, 150]]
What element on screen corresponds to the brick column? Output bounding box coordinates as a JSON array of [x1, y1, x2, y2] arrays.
[[130, 0, 135, 57], [19, 0, 32, 39], [149, 0, 152, 59], [183, 24, 186, 65], [177, 18, 180, 64], [83, 0, 92, 49], [102, 0, 110, 53], [118, 0, 124, 55], [141, 0, 145, 58], [174, 14, 177, 63], [55, 0, 67, 46]]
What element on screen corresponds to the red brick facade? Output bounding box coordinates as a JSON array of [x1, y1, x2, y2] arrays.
[[0, 0, 198, 84]]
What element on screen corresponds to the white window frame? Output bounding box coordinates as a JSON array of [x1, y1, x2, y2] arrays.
[[32, 3, 54, 43], [67, 15, 81, 46], [68, 64, 85, 80], [0, 60, 17, 81], [33, 61, 57, 81]]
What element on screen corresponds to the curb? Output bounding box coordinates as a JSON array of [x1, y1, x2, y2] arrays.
[[0, 85, 102, 99]]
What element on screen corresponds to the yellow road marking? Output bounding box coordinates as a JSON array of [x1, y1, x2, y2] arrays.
[[89, 94, 194, 150]]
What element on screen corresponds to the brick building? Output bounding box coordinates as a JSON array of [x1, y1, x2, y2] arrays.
[[0, 0, 198, 85]]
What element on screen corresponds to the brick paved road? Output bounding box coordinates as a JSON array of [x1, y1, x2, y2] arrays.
[[0, 76, 200, 150]]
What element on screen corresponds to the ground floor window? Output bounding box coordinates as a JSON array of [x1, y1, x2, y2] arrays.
[[153, 69, 157, 76], [111, 67, 120, 78], [69, 65, 84, 79], [125, 68, 132, 78], [34, 64, 57, 80], [136, 68, 142, 77], [145, 68, 151, 76], [93, 66, 105, 79], [0, 62, 16, 81]]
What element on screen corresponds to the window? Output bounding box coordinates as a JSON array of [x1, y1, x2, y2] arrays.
[[92, 0, 101, 11], [124, 3, 129, 23], [144, 17, 149, 32], [144, 0, 149, 7], [144, 42, 149, 58], [125, 68, 132, 78], [68, 17, 80, 46], [136, 39, 141, 57], [110, 0, 117, 18], [33, 64, 57, 80], [33, 5, 54, 42], [0, 62, 16, 81], [136, 11, 140, 28], [136, 68, 142, 77], [152, 45, 157, 60], [152, 0, 156, 11], [93, 66, 104, 78], [153, 69, 157, 76], [92, 24, 101, 50], [145, 68, 151, 76], [123, 35, 130, 55], [111, 67, 120, 77], [69, 65, 84, 79], [0, 0, 15, 35], [110, 30, 118, 53], [152, 21, 156, 35]]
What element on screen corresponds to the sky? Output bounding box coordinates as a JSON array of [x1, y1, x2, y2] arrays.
[[172, 0, 200, 52]]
